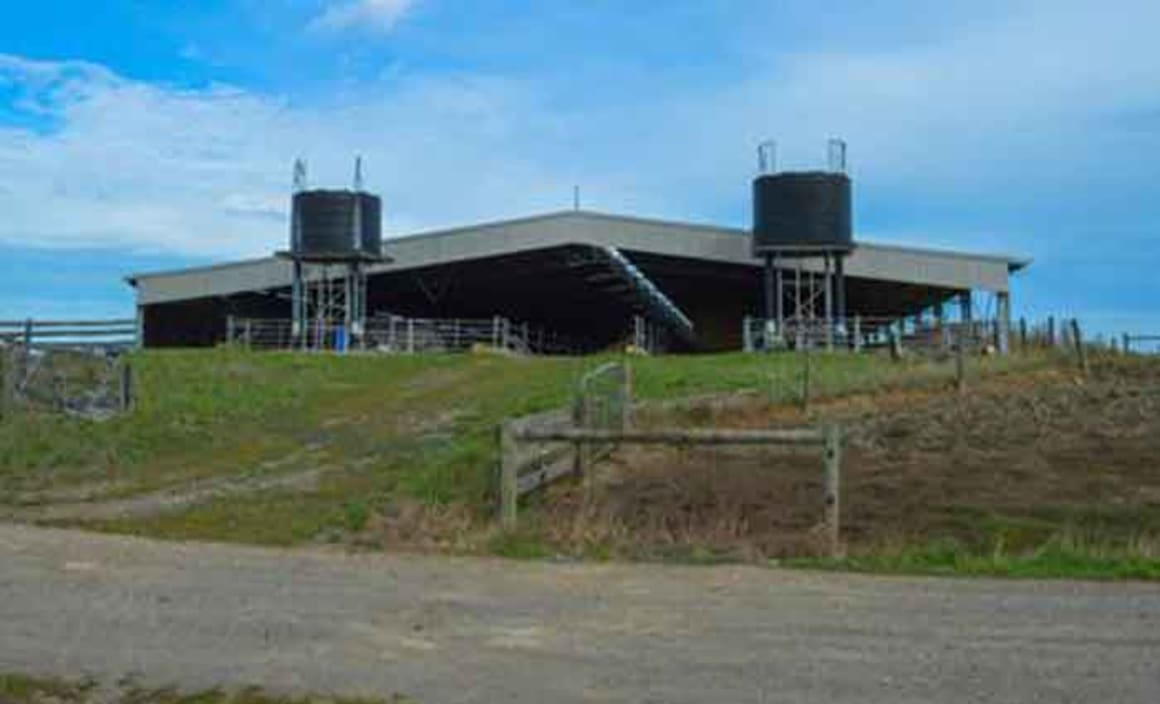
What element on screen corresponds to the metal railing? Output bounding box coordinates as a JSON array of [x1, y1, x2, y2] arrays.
[[742, 316, 1005, 354], [0, 318, 138, 351], [226, 314, 591, 355], [0, 318, 137, 420]]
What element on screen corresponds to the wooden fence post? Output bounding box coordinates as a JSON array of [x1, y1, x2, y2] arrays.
[[955, 339, 966, 395], [572, 386, 587, 479], [801, 346, 812, 412], [620, 362, 632, 430], [22, 318, 32, 372], [888, 327, 902, 361], [1071, 319, 1089, 375], [823, 425, 842, 558], [500, 420, 519, 530], [853, 315, 862, 353], [1047, 316, 1056, 348], [0, 346, 14, 419], [1123, 333, 1130, 355], [118, 358, 133, 413]]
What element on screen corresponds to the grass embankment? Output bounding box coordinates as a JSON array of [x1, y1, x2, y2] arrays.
[[1, 348, 1026, 543], [5, 345, 1159, 580], [0, 673, 410, 704]]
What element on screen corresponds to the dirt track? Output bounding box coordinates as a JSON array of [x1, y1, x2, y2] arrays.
[[2, 524, 1159, 703]]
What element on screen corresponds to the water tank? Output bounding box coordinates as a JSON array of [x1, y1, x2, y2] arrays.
[[291, 190, 382, 259], [358, 194, 382, 257], [752, 171, 852, 256]]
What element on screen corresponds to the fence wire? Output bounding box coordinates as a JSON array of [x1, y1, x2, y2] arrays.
[[2, 345, 131, 421]]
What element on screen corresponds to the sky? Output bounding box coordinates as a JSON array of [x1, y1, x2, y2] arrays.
[[0, 0, 1157, 335]]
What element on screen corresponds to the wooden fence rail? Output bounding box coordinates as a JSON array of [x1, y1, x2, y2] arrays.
[[498, 362, 845, 556]]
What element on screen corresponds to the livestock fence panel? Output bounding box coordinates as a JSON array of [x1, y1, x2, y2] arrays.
[[742, 315, 1005, 355], [227, 314, 589, 355], [0, 318, 136, 420]]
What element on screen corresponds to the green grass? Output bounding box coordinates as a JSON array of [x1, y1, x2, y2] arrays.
[[3, 346, 1048, 549], [788, 505, 1160, 581], [0, 673, 410, 704], [790, 536, 1160, 581]]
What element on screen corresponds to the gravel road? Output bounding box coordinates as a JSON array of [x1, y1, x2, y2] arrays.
[[1, 524, 1158, 703]]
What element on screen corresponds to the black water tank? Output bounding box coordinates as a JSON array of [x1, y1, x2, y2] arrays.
[[291, 190, 382, 259], [358, 194, 382, 257], [752, 171, 852, 255]]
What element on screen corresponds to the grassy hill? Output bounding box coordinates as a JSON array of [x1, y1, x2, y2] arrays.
[[5, 345, 1159, 579], [1, 348, 1022, 537]]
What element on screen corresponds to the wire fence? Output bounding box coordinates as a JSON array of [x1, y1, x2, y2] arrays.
[[226, 315, 591, 355], [1123, 335, 1160, 355], [742, 314, 1122, 357], [0, 318, 137, 421], [743, 315, 1008, 354], [1, 345, 133, 421]]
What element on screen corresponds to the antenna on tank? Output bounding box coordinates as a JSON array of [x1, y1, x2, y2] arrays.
[[292, 158, 308, 192], [827, 138, 847, 174], [757, 140, 777, 175], [353, 156, 364, 191], [573, 185, 580, 211]]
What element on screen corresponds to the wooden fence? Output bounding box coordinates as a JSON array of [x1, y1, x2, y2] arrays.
[[497, 361, 845, 556]]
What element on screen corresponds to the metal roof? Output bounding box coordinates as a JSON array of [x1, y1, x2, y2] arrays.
[[128, 210, 1029, 306]]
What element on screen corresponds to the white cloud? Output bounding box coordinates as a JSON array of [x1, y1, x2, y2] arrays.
[[0, 54, 585, 258], [0, 0, 1158, 266], [309, 0, 416, 34]]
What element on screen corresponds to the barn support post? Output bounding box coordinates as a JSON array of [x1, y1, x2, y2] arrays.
[[834, 253, 846, 334], [763, 254, 775, 334], [823, 252, 834, 351]]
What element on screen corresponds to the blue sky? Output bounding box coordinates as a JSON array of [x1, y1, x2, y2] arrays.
[[0, 0, 1158, 335]]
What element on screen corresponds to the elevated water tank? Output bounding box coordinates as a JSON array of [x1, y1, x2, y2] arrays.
[[752, 171, 852, 256], [291, 190, 382, 260]]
